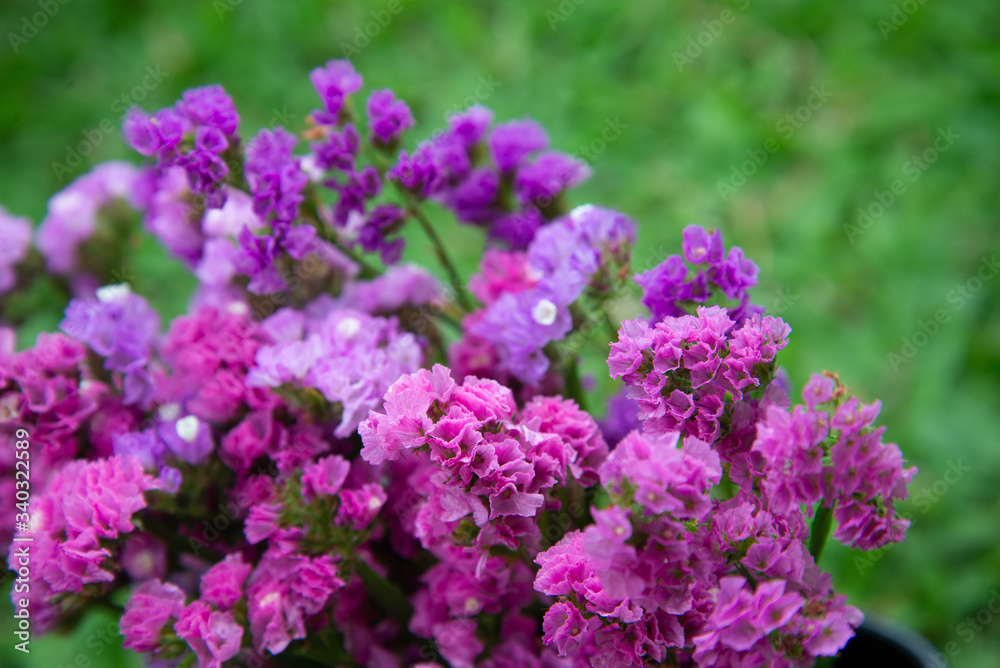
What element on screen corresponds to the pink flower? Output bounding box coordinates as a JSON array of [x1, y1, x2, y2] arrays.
[[175, 601, 244, 668], [120, 580, 187, 652], [200, 553, 252, 610]]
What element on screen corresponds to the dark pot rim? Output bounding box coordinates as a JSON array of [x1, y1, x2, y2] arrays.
[[835, 613, 946, 667]]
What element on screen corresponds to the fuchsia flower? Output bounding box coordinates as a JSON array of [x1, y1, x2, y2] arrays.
[[199, 553, 252, 610], [174, 602, 244, 668], [754, 374, 917, 551], [610, 305, 790, 443], [120, 580, 187, 652], [360, 364, 607, 555]]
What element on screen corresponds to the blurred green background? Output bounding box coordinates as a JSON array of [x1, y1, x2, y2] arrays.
[[1, 1, 998, 666]]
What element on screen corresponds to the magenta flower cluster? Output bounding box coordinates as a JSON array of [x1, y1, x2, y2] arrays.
[[0, 59, 917, 668]]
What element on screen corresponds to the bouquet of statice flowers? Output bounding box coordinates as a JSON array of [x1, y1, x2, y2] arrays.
[[0, 60, 916, 668]]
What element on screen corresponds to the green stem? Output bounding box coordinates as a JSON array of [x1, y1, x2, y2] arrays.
[[356, 561, 413, 628], [303, 195, 382, 279], [404, 200, 473, 312], [564, 358, 589, 413], [809, 502, 836, 563], [603, 309, 620, 342], [734, 562, 759, 588]]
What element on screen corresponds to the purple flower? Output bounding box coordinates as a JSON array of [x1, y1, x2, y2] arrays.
[[245, 554, 345, 655], [356, 203, 407, 264], [489, 119, 549, 172], [121, 533, 167, 581], [159, 414, 215, 464], [489, 209, 545, 250], [123, 107, 161, 156], [178, 84, 240, 135], [333, 263, 444, 314], [60, 284, 159, 405], [610, 306, 789, 444], [600, 431, 721, 521], [473, 205, 636, 384], [514, 151, 592, 205], [247, 308, 422, 437], [200, 554, 252, 610], [520, 395, 609, 486], [446, 105, 493, 146], [312, 123, 360, 171], [310, 59, 363, 122], [803, 373, 837, 409], [635, 224, 762, 324], [21, 455, 168, 606], [692, 577, 804, 660], [681, 225, 724, 264], [36, 162, 147, 275], [366, 89, 414, 145], [337, 483, 388, 529], [245, 127, 307, 223], [0, 206, 32, 295], [753, 376, 917, 550], [597, 389, 642, 447]]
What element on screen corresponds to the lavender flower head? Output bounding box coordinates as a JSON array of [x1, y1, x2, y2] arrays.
[[247, 307, 423, 437], [60, 284, 160, 406], [36, 162, 147, 276], [0, 206, 32, 295]]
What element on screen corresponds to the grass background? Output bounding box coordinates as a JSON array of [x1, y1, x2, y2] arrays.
[[1, 0, 998, 666]]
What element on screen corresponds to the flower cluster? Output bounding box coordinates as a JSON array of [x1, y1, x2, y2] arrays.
[[359, 364, 607, 556], [635, 224, 762, 324], [753, 373, 917, 550], [0, 59, 917, 668], [459, 204, 636, 386], [35, 161, 149, 293], [388, 107, 591, 249], [10, 455, 176, 630], [609, 305, 790, 445], [125, 85, 240, 206], [247, 306, 423, 437], [60, 284, 160, 406], [535, 430, 867, 667]]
